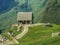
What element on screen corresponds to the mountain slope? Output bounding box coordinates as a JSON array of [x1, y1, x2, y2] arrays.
[[41, 0, 60, 24], [0, 0, 15, 14], [0, 0, 48, 30]]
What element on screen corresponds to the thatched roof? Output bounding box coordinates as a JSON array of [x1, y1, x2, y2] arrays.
[[17, 12, 32, 21]]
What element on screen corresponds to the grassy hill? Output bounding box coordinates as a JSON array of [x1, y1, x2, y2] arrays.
[[13, 24, 60, 45], [41, 0, 60, 24], [0, 0, 48, 30]]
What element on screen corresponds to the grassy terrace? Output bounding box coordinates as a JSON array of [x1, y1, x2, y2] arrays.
[[14, 24, 60, 45], [14, 26, 24, 36], [8, 26, 24, 37]]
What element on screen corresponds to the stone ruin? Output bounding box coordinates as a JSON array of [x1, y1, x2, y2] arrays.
[[52, 32, 60, 37]]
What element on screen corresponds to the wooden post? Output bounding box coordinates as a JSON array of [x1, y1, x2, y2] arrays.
[[26, 21, 27, 24], [30, 21, 32, 24]]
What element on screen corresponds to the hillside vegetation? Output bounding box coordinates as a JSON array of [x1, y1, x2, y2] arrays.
[[41, 0, 60, 24], [0, 0, 16, 13], [13, 24, 60, 45], [0, 0, 48, 30]]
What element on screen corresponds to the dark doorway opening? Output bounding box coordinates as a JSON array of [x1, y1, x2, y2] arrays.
[[18, 20, 31, 24]]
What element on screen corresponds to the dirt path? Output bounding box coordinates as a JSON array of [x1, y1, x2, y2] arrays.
[[0, 23, 44, 45], [28, 23, 45, 27], [17, 25, 21, 31], [15, 23, 44, 40], [15, 25, 28, 39]]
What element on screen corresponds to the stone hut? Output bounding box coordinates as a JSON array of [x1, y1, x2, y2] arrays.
[[17, 12, 33, 25]]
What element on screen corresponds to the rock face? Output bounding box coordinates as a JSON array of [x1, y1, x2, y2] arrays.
[[41, 0, 60, 24]]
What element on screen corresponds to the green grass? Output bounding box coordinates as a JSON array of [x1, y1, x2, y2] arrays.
[[13, 24, 60, 45], [14, 26, 24, 36]]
